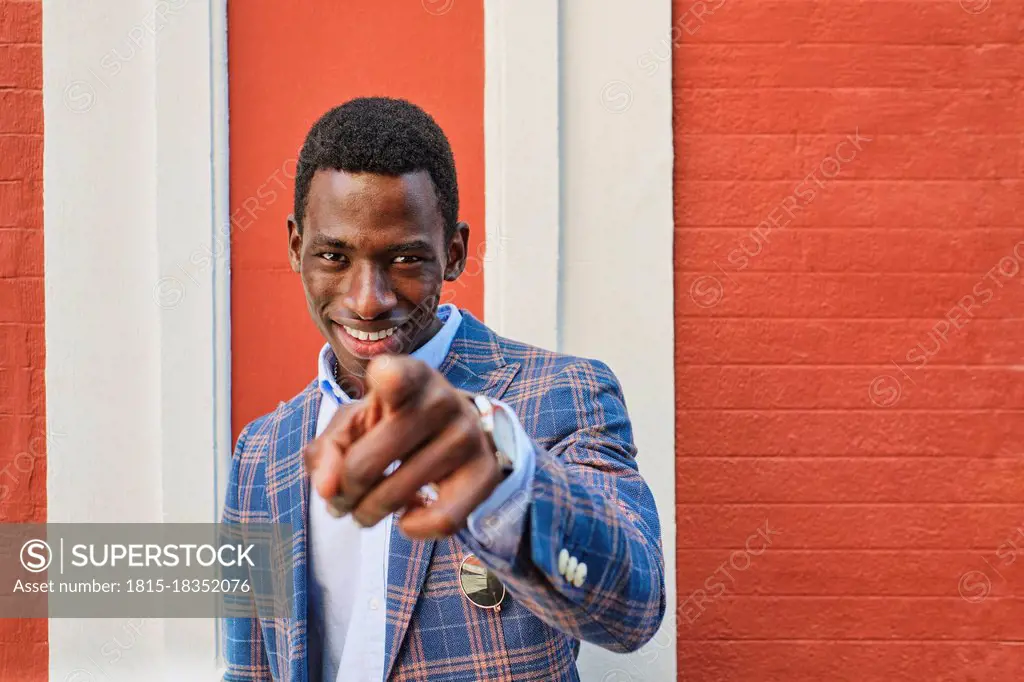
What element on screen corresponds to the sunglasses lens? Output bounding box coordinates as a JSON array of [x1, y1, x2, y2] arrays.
[[459, 554, 505, 609]]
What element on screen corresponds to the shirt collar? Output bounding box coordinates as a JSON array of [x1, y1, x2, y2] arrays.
[[317, 304, 464, 405]]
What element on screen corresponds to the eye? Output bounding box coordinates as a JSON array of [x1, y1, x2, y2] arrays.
[[320, 253, 345, 263], [392, 255, 423, 265]]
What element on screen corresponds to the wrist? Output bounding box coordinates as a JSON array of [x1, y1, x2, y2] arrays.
[[471, 395, 516, 479]]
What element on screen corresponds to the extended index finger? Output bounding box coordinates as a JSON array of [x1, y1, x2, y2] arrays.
[[304, 402, 370, 516], [365, 355, 432, 410], [319, 398, 376, 449]]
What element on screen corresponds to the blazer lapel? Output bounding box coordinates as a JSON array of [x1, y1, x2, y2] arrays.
[[384, 311, 520, 681], [265, 381, 320, 682]]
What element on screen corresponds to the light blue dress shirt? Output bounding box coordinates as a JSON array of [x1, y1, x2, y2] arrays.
[[307, 304, 536, 682]]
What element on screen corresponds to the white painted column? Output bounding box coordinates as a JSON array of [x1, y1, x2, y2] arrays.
[[561, 3, 676, 680], [484, 0, 561, 350], [44, 0, 228, 678], [485, 1, 676, 680]]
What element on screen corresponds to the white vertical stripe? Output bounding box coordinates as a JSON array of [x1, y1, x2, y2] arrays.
[[210, 0, 232, 662], [210, 0, 232, 536], [561, 2, 676, 679], [484, 0, 561, 350], [485, 0, 677, 679], [44, 0, 227, 678]]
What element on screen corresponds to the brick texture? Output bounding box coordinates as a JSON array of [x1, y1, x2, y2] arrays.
[[0, 0, 46, 679], [673, 1, 1024, 680]]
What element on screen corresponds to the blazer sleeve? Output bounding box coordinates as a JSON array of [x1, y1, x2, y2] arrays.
[[221, 423, 274, 682], [456, 359, 667, 653]]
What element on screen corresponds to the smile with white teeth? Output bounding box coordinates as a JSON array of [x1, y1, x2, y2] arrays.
[[342, 325, 397, 342]]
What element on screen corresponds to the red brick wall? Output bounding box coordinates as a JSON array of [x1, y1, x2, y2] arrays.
[[674, 1, 1024, 679], [0, 0, 46, 679]]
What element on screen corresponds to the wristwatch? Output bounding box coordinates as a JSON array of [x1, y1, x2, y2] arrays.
[[472, 395, 516, 478]]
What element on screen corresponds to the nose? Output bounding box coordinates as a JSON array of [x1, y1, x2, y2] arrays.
[[343, 261, 398, 320]]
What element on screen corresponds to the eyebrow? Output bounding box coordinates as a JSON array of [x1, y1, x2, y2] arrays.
[[384, 240, 434, 255], [308, 234, 353, 250], [307, 234, 434, 255]]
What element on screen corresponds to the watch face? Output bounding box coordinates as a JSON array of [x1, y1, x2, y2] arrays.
[[491, 405, 517, 470]]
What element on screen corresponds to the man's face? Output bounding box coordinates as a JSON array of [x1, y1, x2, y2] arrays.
[[288, 169, 467, 387]]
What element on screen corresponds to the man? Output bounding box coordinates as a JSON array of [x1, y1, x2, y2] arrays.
[[222, 97, 665, 681]]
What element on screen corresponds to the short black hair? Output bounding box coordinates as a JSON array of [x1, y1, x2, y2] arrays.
[[294, 97, 459, 240]]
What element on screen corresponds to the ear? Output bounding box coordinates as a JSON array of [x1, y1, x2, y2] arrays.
[[287, 214, 302, 273], [443, 222, 470, 282]]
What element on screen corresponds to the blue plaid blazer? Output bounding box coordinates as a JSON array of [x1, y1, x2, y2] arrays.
[[222, 311, 665, 681]]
